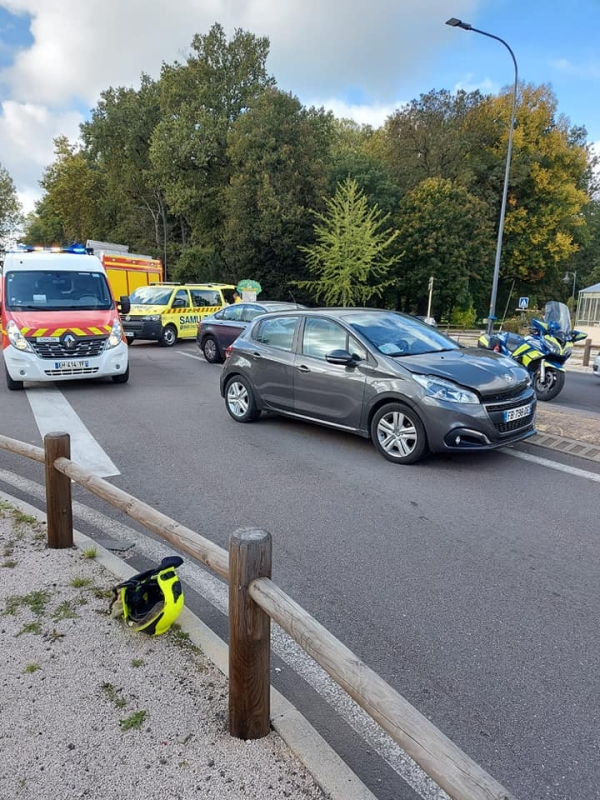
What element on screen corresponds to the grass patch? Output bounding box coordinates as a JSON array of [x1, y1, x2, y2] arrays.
[[170, 626, 200, 654], [16, 621, 42, 637], [83, 547, 97, 559], [119, 710, 147, 731], [13, 511, 37, 524], [24, 663, 41, 673], [3, 541, 15, 556], [131, 658, 145, 668], [52, 601, 79, 621], [70, 576, 93, 589], [2, 589, 51, 617], [0, 500, 12, 511], [101, 682, 127, 708], [93, 588, 113, 600], [2, 559, 18, 569]]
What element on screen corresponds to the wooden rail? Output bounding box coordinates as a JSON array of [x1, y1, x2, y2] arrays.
[[0, 430, 518, 800]]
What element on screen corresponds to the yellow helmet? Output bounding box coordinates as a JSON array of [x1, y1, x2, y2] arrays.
[[110, 556, 184, 636]]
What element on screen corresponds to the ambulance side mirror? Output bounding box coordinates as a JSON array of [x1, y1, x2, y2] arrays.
[[118, 296, 131, 314]]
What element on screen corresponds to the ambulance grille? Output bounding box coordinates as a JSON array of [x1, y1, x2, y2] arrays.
[[31, 337, 106, 359], [44, 367, 100, 377]]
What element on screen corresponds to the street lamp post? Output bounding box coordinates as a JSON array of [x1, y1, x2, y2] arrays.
[[446, 18, 519, 334]]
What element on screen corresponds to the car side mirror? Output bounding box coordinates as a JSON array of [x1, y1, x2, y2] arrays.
[[172, 298, 186, 308], [118, 296, 131, 314], [326, 349, 356, 366]]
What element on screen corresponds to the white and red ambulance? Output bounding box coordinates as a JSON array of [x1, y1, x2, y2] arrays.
[[1, 246, 130, 390]]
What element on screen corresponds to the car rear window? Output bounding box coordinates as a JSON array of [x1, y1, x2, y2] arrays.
[[253, 317, 298, 351]]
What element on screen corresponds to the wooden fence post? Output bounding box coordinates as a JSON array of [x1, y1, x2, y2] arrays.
[[44, 432, 73, 549], [229, 528, 272, 739], [582, 338, 592, 367]]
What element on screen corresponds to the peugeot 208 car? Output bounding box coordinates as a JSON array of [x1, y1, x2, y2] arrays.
[[220, 308, 536, 465]]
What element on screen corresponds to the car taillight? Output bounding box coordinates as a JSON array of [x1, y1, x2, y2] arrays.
[[225, 345, 233, 359]]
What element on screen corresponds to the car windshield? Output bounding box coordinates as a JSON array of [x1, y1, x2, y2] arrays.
[[345, 311, 460, 356], [129, 286, 174, 306], [5, 270, 113, 311]]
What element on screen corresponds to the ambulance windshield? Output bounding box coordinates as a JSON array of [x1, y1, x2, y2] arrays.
[[5, 270, 113, 312], [129, 286, 173, 306]]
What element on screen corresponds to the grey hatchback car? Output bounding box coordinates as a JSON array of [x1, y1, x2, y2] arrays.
[[220, 308, 536, 464]]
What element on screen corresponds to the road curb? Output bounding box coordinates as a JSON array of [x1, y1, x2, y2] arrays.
[[0, 488, 377, 800], [529, 432, 600, 463]]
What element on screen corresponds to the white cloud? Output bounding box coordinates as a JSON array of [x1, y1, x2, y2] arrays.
[[0, 0, 480, 209], [310, 98, 405, 128], [452, 74, 499, 95], [0, 100, 83, 212]]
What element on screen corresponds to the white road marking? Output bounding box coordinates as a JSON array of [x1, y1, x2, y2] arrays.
[[25, 388, 120, 477], [178, 351, 207, 362], [503, 447, 600, 482]]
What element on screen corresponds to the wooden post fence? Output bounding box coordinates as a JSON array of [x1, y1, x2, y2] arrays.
[[43, 432, 73, 549], [0, 430, 520, 798], [582, 338, 592, 367], [229, 528, 272, 739]]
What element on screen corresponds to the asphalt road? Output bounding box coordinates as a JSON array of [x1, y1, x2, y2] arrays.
[[551, 368, 599, 413], [1, 341, 599, 800]]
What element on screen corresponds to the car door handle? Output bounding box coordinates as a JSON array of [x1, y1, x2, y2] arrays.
[[297, 365, 310, 373], [252, 352, 262, 360]]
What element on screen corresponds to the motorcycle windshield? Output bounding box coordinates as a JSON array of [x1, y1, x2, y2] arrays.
[[544, 301, 571, 334]]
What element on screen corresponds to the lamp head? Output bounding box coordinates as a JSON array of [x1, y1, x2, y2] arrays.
[[446, 17, 472, 30]]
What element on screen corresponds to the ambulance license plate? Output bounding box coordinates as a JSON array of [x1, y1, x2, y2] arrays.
[[503, 404, 532, 422], [54, 360, 89, 371]]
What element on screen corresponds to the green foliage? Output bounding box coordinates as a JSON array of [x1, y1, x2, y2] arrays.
[[297, 178, 400, 306], [393, 178, 494, 319], [222, 88, 334, 297], [450, 303, 477, 328], [0, 162, 22, 242]]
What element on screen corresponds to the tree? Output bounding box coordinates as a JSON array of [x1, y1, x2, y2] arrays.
[[393, 178, 495, 319], [472, 84, 590, 292], [38, 136, 107, 244], [82, 75, 171, 264], [222, 88, 333, 297], [22, 196, 64, 246], [0, 163, 22, 243], [297, 178, 401, 306], [150, 23, 274, 258], [381, 89, 486, 194]]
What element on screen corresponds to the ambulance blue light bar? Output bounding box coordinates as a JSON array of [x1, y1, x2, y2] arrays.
[[13, 243, 90, 255]]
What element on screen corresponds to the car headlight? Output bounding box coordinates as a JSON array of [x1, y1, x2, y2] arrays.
[[142, 314, 160, 321], [7, 320, 33, 352], [413, 374, 479, 404], [106, 318, 125, 349]]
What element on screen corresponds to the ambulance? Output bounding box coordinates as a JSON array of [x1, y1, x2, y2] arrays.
[[1, 246, 131, 390], [122, 282, 236, 346]]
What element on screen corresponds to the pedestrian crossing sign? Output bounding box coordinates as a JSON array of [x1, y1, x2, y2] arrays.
[[518, 297, 529, 310]]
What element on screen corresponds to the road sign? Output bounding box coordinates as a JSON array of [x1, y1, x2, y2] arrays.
[[518, 297, 529, 310]]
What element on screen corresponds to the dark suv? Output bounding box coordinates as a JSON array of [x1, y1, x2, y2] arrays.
[[220, 308, 536, 464]]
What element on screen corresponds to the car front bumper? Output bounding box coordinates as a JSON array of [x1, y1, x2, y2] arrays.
[[3, 341, 129, 383], [122, 317, 163, 341]]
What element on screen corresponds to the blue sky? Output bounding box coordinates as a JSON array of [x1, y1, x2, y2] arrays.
[[0, 0, 599, 214]]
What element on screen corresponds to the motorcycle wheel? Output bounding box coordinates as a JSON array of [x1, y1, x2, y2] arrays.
[[534, 367, 565, 402]]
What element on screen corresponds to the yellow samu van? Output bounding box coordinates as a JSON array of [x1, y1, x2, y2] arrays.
[[122, 283, 236, 346]]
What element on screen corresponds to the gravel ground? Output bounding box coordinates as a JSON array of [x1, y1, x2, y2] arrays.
[[0, 501, 327, 800]]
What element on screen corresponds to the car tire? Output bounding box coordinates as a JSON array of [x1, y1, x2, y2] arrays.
[[5, 368, 24, 391], [159, 324, 177, 347], [225, 376, 260, 423], [202, 336, 223, 364], [370, 402, 428, 464], [112, 365, 130, 384]]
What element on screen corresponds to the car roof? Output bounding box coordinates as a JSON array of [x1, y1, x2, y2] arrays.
[[2, 252, 103, 272], [253, 307, 403, 318]]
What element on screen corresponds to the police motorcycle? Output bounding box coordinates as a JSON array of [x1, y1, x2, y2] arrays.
[[478, 301, 587, 402]]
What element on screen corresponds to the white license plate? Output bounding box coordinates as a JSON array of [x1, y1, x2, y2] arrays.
[[503, 404, 532, 422], [54, 360, 89, 370]]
